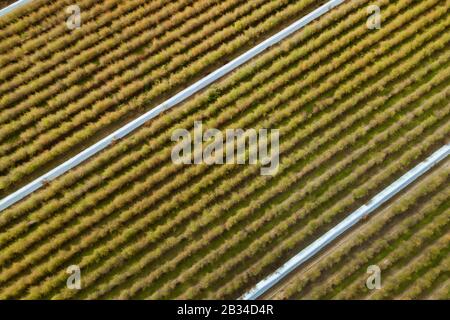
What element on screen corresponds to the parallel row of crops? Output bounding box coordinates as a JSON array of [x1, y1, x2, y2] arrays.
[[272, 159, 449, 300], [0, 0, 321, 194], [0, 0, 448, 299]]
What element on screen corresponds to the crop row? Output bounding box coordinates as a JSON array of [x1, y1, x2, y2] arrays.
[[0, 0, 427, 273], [0, 0, 165, 61], [0, 0, 436, 228], [0, 0, 319, 192], [0, 0, 448, 299], [0, 0, 375, 225], [195, 87, 450, 300], [272, 160, 449, 300]]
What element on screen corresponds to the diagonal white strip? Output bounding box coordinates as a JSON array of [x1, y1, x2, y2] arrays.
[[0, 0, 33, 17], [0, 0, 346, 212], [241, 144, 450, 300]]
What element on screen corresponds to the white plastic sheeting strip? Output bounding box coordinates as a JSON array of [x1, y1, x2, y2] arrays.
[[0, 0, 346, 212], [241, 144, 450, 300], [0, 0, 33, 17]]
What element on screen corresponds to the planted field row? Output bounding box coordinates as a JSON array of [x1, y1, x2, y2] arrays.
[[0, 0, 17, 11], [0, 0, 448, 299], [0, 0, 322, 194], [271, 158, 449, 300]]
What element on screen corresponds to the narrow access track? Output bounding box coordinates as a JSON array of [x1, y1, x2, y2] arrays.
[[0, 0, 33, 17], [241, 144, 450, 300], [0, 0, 346, 212]]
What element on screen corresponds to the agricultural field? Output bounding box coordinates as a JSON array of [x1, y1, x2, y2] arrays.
[[0, 1, 16, 10], [267, 158, 449, 300], [0, 0, 323, 197], [0, 0, 449, 301]]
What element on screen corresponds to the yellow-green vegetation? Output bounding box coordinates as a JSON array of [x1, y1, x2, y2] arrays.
[[0, 0, 448, 299], [272, 159, 449, 300], [0, 0, 320, 193]]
